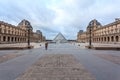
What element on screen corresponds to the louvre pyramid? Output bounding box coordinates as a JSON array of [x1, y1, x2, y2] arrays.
[[53, 33, 67, 43]]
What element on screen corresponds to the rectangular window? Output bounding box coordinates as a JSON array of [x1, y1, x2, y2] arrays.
[[4, 29, 6, 33], [8, 30, 10, 34]]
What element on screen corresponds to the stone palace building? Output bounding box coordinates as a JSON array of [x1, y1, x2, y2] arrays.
[[77, 19, 120, 43], [0, 19, 45, 44]]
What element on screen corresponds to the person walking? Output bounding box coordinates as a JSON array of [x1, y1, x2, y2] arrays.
[[45, 42, 48, 50]]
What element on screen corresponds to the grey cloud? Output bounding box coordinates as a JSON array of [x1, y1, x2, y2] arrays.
[[0, 0, 120, 39]]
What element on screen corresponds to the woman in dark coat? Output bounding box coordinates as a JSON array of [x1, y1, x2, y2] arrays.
[[45, 42, 48, 50]]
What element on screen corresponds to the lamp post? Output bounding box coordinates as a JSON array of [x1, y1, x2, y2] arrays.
[[89, 26, 92, 46], [87, 25, 92, 48], [27, 26, 32, 48], [28, 28, 30, 46]]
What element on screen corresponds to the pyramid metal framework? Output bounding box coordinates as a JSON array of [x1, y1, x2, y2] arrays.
[[53, 33, 68, 43]]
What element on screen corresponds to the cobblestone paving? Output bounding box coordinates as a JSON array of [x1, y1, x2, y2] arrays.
[[16, 54, 96, 80], [94, 54, 120, 65], [0, 54, 23, 63]]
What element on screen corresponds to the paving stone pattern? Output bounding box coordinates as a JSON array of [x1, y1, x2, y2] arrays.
[[0, 54, 23, 63], [16, 54, 96, 80], [94, 54, 120, 65]]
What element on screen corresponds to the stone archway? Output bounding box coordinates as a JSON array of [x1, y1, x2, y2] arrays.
[[3, 36, 6, 41], [8, 37, 10, 42], [102, 37, 104, 42], [107, 37, 110, 42], [17, 37, 19, 42], [111, 36, 114, 42], [97, 38, 98, 42], [115, 36, 119, 42], [11, 37, 14, 42], [98, 38, 99, 42], [15, 37, 17, 42], [0, 36, 1, 42], [104, 37, 106, 42]]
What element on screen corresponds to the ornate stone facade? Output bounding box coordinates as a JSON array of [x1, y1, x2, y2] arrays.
[[0, 19, 45, 43], [77, 19, 120, 43]]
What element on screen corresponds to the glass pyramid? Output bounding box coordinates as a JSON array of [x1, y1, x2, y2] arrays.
[[53, 33, 67, 43]]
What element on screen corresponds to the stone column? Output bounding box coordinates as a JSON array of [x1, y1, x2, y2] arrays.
[[5, 36, 8, 42], [114, 36, 116, 43], [1, 36, 3, 42], [13, 37, 15, 43], [10, 37, 12, 43], [0, 35, 1, 43], [119, 36, 120, 42]]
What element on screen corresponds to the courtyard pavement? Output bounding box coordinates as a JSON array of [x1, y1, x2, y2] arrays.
[[16, 54, 96, 80], [0, 43, 120, 80]]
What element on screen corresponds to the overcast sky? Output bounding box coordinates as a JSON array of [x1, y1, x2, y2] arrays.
[[0, 0, 120, 39]]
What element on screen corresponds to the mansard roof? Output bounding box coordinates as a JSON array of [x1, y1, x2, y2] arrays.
[[104, 18, 120, 27], [18, 19, 33, 29], [36, 30, 42, 34], [87, 19, 102, 28], [0, 21, 15, 27], [78, 30, 84, 34]]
